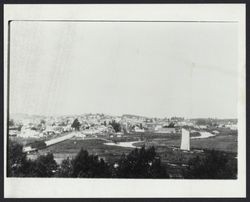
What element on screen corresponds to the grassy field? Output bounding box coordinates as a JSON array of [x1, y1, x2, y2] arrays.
[[134, 134, 237, 153], [10, 136, 45, 146], [31, 129, 237, 165], [23, 129, 237, 178], [37, 138, 134, 164], [12, 128, 236, 178]]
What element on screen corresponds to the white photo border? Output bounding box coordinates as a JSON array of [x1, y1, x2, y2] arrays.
[[4, 4, 246, 198]]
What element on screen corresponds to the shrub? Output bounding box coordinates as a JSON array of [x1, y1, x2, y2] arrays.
[[71, 148, 111, 178], [183, 150, 237, 179], [114, 146, 169, 178], [34, 153, 58, 177]]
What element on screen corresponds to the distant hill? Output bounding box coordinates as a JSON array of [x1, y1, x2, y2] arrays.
[[10, 113, 46, 120], [122, 114, 149, 119], [190, 118, 237, 125]]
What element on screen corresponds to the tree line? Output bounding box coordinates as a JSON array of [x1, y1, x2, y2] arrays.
[[8, 140, 237, 179]]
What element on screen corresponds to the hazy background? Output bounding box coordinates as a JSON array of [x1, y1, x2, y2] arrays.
[[9, 21, 238, 118]]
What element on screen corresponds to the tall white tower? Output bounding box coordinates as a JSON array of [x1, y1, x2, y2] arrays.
[[180, 128, 190, 151]]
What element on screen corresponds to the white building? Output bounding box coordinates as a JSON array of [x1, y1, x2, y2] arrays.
[[134, 126, 145, 133], [225, 124, 237, 130]]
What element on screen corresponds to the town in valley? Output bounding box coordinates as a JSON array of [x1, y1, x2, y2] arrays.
[[8, 113, 238, 179], [7, 21, 239, 179]]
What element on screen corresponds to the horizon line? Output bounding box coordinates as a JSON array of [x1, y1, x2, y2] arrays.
[[9, 112, 238, 120]]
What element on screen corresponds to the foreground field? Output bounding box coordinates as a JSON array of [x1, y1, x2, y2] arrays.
[[135, 134, 237, 153], [29, 130, 237, 167], [37, 138, 133, 164]]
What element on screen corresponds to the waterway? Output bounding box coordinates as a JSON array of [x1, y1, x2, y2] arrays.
[[191, 131, 215, 139], [103, 141, 143, 148]]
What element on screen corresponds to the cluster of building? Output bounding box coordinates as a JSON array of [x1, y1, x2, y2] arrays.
[[8, 113, 238, 139]]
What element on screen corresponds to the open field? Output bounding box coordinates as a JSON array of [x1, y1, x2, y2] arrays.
[[134, 134, 237, 153], [26, 129, 237, 166], [36, 138, 134, 164], [17, 128, 237, 178]]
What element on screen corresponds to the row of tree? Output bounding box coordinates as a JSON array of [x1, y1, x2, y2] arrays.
[[8, 141, 237, 179], [183, 150, 237, 179], [8, 141, 168, 178]]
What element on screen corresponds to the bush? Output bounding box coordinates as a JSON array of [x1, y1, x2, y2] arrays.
[[7, 141, 27, 177], [109, 120, 121, 133], [114, 146, 169, 178], [7, 143, 177, 179], [8, 141, 58, 177], [34, 153, 58, 177], [57, 158, 73, 177], [70, 148, 111, 178], [71, 118, 81, 130], [183, 150, 237, 179], [57, 146, 169, 178]]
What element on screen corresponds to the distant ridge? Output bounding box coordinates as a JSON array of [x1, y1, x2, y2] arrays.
[[9, 113, 237, 121], [122, 114, 150, 119], [10, 113, 46, 120]]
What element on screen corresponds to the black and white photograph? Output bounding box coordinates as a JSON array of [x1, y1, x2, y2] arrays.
[[4, 4, 246, 198]]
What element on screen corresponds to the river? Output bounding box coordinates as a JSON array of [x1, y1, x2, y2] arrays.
[[191, 131, 215, 139], [103, 141, 143, 148]]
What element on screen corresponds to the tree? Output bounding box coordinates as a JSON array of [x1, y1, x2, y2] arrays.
[[34, 153, 58, 177], [7, 141, 27, 177], [183, 150, 237, 179], [9, 119, 15, 127], [168, 122, 175, 128], [17, 125, 23, 131], [71, 118, 81, 130], [8, 141, 37, 177], [57, 157, 73, 177], [114, 146, 169, 178], [71, 148, 111, 178], [19, 158, 37, 177], [8, 142, 171, 178], [195, 118, 214, 126], [40, 119, 46, 124], [110, 120, 121, 133], [8, 141, 58, 177]]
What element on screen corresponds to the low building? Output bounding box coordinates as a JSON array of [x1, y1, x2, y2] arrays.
[[9, 130, 19, 136], [74, 132, 86, 138], [134, 126, 145, 133], [199, 125, 208, 129], [23, 146, 37, 153], [225, 124, 237, 130]]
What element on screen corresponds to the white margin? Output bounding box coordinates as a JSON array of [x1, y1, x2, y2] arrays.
[[3, 4, 246, 198]]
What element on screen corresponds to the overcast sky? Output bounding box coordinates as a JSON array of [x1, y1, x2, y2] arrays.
[[9, 21, 238, 118]]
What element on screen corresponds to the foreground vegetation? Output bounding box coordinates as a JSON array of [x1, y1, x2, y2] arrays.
[[8, 140, 237, 179]]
